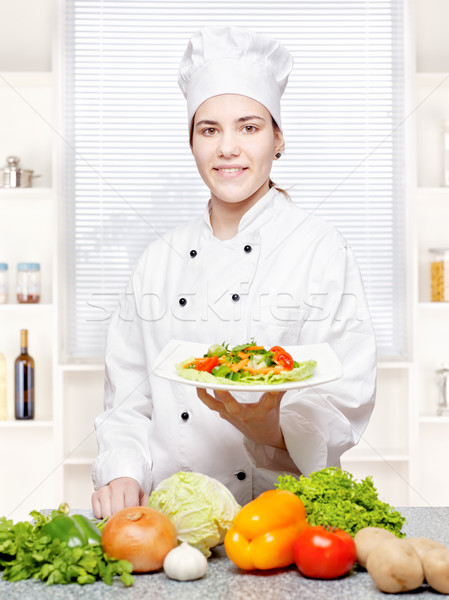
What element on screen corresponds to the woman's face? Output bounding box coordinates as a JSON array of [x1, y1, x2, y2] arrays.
[[191, 94, 284, 207]]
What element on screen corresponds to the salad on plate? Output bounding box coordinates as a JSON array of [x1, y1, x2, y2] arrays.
[[175, 341, 317, 386]]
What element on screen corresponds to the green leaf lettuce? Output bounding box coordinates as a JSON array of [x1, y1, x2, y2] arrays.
[[276, 467, 406, 537]]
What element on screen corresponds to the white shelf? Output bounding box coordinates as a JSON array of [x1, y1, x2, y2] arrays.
[[0, 5, 58, 520], [416, 187, 449, 198], [0, 419, 53, 428], [0, 303, 54, 311], [0, 187, 53, 199], [416, 72, 449, 86], [419, 415, 449, 424], [412, 1, 449, 505], [377, 361, 411, 370], [417, 301, 449, 308], [64, 457, 94, 466], [60, 363, 104, 372], [0, 71, 52, 88]]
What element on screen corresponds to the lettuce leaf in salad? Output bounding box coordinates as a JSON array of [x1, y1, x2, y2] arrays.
[[175, 357, 317, 386]]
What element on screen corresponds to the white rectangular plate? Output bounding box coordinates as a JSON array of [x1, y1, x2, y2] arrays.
[[153, 339, 343, 392]]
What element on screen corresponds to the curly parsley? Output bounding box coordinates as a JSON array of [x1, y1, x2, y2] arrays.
[[276, 467, 406, 537]]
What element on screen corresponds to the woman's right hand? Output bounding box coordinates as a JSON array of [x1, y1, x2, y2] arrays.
[[91, 476, 148, 519]]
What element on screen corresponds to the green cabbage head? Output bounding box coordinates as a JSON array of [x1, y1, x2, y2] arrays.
[[148, 471, 240, 557]]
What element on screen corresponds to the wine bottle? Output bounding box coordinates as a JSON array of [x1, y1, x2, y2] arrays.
[[15, 329, 35, 420]]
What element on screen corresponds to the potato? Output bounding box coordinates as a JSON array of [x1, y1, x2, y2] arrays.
[[366, 537, 424, 593], [406, 536, 447, 562], [422, 547, 449, 594], [354, 526, 396, 568]]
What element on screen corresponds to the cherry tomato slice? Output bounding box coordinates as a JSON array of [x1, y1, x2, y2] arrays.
[[194, 356, 219, 373], [269, 346, 294, 371]]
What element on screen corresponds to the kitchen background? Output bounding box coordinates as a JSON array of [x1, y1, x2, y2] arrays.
[[0, 0, 448, 522]]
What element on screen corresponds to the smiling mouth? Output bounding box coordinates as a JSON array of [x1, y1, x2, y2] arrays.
[[214, 167, 248, 173]]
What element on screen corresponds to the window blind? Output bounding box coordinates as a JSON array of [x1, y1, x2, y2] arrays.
[[64, 0, 406, 361]]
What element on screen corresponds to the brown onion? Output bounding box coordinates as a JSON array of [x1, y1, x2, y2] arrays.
[[101, 506, 178, 572]]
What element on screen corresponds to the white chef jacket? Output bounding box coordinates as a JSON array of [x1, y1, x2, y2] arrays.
[[92, 187, 376, 506]]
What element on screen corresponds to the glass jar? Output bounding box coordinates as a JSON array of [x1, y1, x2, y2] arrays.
[[16, 263, 41, 304], [443, 119, 449, 187], [0, 263, 8, 304], [436, 363, 449, 416], [429, 249, 449, 302]]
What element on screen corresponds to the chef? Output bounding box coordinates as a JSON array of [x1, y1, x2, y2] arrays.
[[91, 26, 376, 518]]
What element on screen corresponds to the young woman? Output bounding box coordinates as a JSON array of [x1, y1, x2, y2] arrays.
[[91, 26, 376, 519]]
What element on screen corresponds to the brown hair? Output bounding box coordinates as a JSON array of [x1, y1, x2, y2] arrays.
[[269, 178, 290, 199], [189, 116, 290, 200]]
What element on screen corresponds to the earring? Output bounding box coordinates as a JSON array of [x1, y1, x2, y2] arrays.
[[275, 152, 282, 159]]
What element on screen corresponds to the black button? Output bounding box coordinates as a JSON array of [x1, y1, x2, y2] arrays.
[[190, 250, 197, 258], [244, 245, 252, 253], [236, 471, 246, 481], [232, 293, 240, 302], [181, 411, 189, 421], [179, 297, 187, 306]]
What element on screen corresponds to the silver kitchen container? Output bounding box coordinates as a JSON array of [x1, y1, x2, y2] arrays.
[[0, 156, 41, 188]]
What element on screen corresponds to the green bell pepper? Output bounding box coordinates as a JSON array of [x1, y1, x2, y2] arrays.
[[41, 513, 101, 548], [72, 514, 102, 545], [211, 365, 233, 378], [228, 371, 242, 381]]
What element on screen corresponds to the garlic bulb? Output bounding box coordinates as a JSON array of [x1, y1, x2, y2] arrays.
[[163, 542, 208, 581]]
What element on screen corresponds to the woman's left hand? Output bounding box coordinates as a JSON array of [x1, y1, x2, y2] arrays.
[[197, 388, 287, 450]]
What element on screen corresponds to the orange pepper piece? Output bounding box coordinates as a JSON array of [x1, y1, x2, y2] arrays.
[[224, 489, 308, 570], [230, 357, 249, 372]]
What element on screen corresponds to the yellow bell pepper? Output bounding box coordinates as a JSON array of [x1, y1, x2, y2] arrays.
[[224, 489, 308, 570]]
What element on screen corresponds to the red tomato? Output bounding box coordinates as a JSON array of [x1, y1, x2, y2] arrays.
[[194, 356, 219, 372], [269, 346, 294, 370], [293, 526, 356, 579]]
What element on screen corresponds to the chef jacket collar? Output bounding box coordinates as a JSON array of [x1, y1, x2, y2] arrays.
[[201, 186, 285, 241]]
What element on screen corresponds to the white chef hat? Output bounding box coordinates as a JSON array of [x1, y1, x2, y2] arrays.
[[178, 26, 293, 131]]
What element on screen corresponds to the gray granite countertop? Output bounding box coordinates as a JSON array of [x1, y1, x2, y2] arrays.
[[1, 507, 449, 599]]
